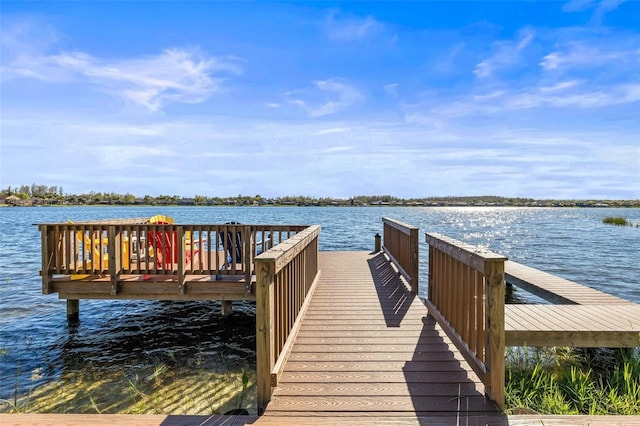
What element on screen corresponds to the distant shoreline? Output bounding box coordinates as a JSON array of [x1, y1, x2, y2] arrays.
[[3, 189, 639, 208], [2, 201, 639, 208]]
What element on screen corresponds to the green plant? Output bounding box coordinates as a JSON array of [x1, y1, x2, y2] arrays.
[[235, 369, 250, 410], [505, 347, 640, 415], [146, 362, 167, 387], [603, 217, 629, 226], [89, 396, 103, 414]]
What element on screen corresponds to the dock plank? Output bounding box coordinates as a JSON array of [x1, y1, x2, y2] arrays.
[[505, 304, 640, 347], [264, 251, 499, 418], [505, 261, 633, 305]]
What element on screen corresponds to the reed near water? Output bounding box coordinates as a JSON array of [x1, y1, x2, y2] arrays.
[[506, 347, 640, 415], [602, 216, 638, 227]]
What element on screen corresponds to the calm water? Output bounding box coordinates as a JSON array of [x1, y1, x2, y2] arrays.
[[1, 206, 639, 406]]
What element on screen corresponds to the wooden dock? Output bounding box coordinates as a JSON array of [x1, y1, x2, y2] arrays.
[[262, 251, 502, 422], [27, 218, 640, 424], [504, 260, 640, 347], [505, 261, 635, 305]]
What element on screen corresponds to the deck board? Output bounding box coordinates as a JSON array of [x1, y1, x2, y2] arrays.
[[505, 304, 640, 347], [505, 261, 633, 305], [264, 251, 500, 419]]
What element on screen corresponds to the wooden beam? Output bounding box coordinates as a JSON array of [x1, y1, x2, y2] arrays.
[[426, 233, 506, 274], [256, 257, 276, 413], [505, 330, 640, 348], [484, 259, 505, 411]]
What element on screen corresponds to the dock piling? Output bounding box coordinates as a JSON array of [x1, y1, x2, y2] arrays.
[[221, 300, 233, 317], [66, 299, 79, 323]]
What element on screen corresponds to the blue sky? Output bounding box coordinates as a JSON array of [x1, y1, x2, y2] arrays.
[[1, 1, 639, 199]]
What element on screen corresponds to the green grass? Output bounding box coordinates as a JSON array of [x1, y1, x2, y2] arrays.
[[505, 347, 640, 415], [603, 217, 629, 226]]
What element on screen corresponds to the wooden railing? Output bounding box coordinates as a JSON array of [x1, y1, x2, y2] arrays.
[[381, 217, 419, 293], [38, 220, 307, 295], [255, 225, 321, 413], [424, 233, 507, 410]]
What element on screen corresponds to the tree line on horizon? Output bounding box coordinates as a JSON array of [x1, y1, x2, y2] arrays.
[[1, 185, 638, 208]]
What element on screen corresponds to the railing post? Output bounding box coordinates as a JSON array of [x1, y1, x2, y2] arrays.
[[428, 244, 434, 302], [409, 227, 419, 294], [256, 256, 276, 413], [244, 225, 252, 293], [108, 225, 120, 295], [484, 258, 506, 410], [178, 226, 186, 295], [40, 225, 53, 294]]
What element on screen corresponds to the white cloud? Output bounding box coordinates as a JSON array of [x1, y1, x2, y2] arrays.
[[286, 78, 362, 117], [47, 49, 242, 111], [426, 82, 640, 118], [592, 0, 627, 24], [539, 80, 582, 93], [562, 0, 598, 12], [1, 19, 243, 111], [314, 127, 350, 135], [474, 28, 535, 78], [540, 42, 639, 71], [383, 83, 399, 96], [325, 12, 381, 41], [2, 106, 638, 199], [562, 0, 628, 24]]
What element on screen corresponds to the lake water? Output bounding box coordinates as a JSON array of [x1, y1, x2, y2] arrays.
[[1, 206, 638, 413]]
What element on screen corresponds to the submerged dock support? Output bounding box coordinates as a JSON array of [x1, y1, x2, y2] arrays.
[[66, 299, 79, 323], [221, 300, 233, 317]]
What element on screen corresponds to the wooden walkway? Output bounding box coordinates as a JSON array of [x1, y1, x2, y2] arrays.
[[262, 251, 501, 422], [504, 261, 640, 347], [505, 261, 635, 305]]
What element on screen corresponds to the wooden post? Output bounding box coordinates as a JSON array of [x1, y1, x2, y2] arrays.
[[221, 300, 233, 317], [256, 257, 276, 414], [484, 259, 506, 410], [409, 226, 419, 294], [427, 243, 434, 302], [40, 225, 53, 294], [374, 233, 381, 252], [178, 227, 185, 295], [67, 299, 79, 323], [108, 226, 120, 296], [244, 226, 252, 293]]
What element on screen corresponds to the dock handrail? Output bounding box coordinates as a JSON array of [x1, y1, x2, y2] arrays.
[[424, 232, 507, 410], [381, 217, 419, 293], [255, 225, 321, 413], [38, 221, 308, 295]]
